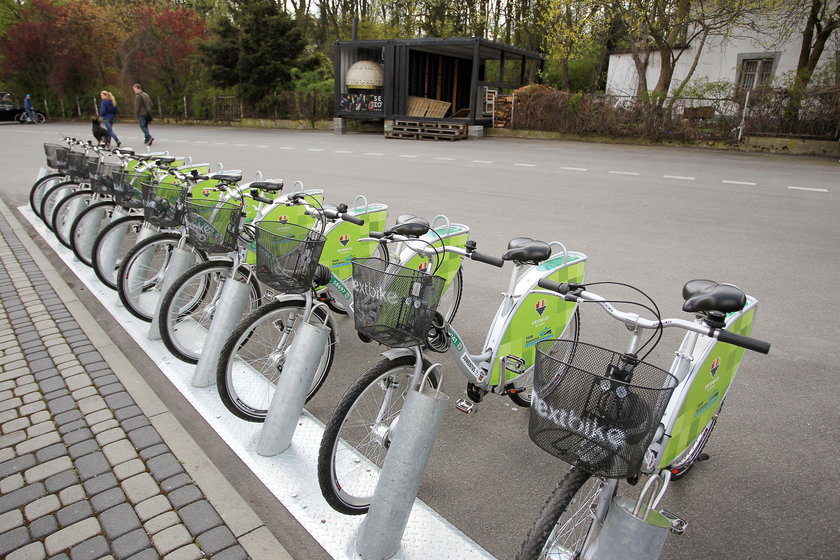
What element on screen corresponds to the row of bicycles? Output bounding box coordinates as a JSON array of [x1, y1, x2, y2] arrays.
[[28, 137, 770, 560]]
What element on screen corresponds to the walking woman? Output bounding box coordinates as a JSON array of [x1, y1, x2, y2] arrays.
[[99, 91, 121, 147]]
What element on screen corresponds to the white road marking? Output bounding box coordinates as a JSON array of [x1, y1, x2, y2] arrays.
[[306, 148, 323, 152], [558, 166, 588, 171], [280, 146, 295, 150], [722, 180, 756, 185], [256, 145, 271, 148], [471, 160, 493, 163], [434, 157, 455, 161], [664, 175, 695, 181], [213, 142, 228, 145], [335, 150, 353, 154], [788, 186, 828, 192], [514, 163, 536, 167], [234, 144, 248, 147], [399, 155, 419, 158], [195, 141, 208, 144], [365, 152, 384, 156], [609, 171, 640, 176]]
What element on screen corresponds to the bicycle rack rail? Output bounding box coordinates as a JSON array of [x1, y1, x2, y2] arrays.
[[356, 364, 448, 560]]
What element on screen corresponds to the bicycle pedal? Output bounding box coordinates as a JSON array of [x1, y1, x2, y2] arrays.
[[455, 399, 475, 414], [660, 510, 687, 535]]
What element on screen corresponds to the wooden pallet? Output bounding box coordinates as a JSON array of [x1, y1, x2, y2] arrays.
[[385, 119, 467, 141]]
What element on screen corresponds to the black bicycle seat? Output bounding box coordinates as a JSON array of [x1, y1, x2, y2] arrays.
[[209, 172, 243, 183], [682, 280, 746, 314], [389, 215, 430, 237], [251, 179, 283, 191], [502, 238, 551, 263]]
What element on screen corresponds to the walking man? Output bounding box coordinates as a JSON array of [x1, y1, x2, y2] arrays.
[[133, 83, 154, 146]]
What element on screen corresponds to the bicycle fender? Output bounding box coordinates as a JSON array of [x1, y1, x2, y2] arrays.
[[270, 293, 341, 345], [380, 348, 415, 361]]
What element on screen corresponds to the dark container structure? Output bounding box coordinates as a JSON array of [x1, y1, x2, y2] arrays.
[[334, 37, 544, 125]]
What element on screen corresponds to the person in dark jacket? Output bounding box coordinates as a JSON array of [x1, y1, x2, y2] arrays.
[[132, 83, 154, 146], [99, 91, 121, 147]]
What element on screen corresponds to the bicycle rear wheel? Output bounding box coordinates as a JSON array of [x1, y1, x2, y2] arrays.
[[91, 216, 147, 290], [159, 260, 261, 364], [216, 300, 335, 421], [29, 174, 65, 218], [517, 468, 606, 560], [40, 181, 83, 232], [317, 354, 436, 515], [52, 190, 96, 249]]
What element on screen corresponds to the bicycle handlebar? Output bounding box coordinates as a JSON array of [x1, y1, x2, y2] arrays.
[[367, 231, 504, 267], [537, 279, 770, 354]]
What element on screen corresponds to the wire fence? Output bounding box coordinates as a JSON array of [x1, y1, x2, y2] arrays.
[[501, 87, 840, 142]]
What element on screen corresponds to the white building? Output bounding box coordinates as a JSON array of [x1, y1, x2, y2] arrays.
[[606, 23, 839, 97]]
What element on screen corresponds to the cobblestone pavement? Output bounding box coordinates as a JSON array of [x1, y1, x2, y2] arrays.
[[0, 204, 279, 559]]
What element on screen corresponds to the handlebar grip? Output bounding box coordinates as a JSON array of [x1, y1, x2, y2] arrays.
[[715, 329, 771, 354], [342, 213, 365, 226], [252, 194, 273, 204], [537, 278, 569, 294], [470, 251, 504, 268], [369, 231, 384, 239]]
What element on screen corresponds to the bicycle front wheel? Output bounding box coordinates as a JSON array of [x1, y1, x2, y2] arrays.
[[159, 260, 261, 364], [317, 354, 435, 515], [117, 233, 205, 322], [40, 181, 83, 232], [69, 200, 117, 265], [517, 468, 606, 560], [52, 190, 96, 249], [508, 308, 580, 408], [29, 174, 65, 218], [216, 300, 335, 422], [91, 216, 147, 290]]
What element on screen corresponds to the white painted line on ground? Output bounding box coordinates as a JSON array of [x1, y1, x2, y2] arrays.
[[664, 175, 696, 181], [256, 145, 271, 148], [234, 144, 248, 147], [335, 150, 353, 154], [514, 163, 536, 167], [213, 143, 228, 145], [280, 147, 295, 150], [306, 148, 323, 152], [434, 157, 455, 161], [399, 155, 419, 158], [788, 186, 828, 192], [195, 141, 209, 144], [722, 180, 756, 185], [609, 171, 640, 176], [558, 166, 588, 171], [471, 160, 493, 164], [364, 152, 384, 156]]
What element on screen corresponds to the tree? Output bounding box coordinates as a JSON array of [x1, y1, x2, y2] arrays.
[[201, 0, 307, 107], [540, 0, 608, 91]]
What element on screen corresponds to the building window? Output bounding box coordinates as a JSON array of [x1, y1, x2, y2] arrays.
[[736, 53, 780, 90]]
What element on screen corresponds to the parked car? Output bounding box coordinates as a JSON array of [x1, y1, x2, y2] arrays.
[[0, 97, 47, 123]]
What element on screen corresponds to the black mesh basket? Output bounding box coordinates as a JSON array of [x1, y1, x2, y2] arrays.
[[83, 157, 103, 191], [141, 182, 186, 227], [112, 170, 146, 209], [64, 152, 87, 182], [254, 222, 326, 294], [529, 340, 678, 479], [184, 198, 243, 253], [92, 163, 121, 196], [352, 258, 445, 348], [43, 143, 70, 172]]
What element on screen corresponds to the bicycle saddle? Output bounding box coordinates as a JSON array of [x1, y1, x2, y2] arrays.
[[208, 171, 243, 183], [682, 280, 746, 314], [389, 214, 430, 237], [154, 156, 177, 165], [250, 179, 284, 191], [502, 237, 551, 263]]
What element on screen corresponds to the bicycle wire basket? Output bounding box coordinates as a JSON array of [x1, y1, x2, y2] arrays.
[[141, 181, 187, 227], [83, 157, 102, 191], [352, 257, 445, 348], [184, 198, 243, 253], [92, 163, 122, 196], [64, 151, 88, 182], [529, 339, 678, 479], [43, 143, 70, 173], [254, 222, 326, 294], [112, 170, 146, 209]]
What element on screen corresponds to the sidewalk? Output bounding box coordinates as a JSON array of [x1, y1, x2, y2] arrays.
[[0, 199, 291, 560]]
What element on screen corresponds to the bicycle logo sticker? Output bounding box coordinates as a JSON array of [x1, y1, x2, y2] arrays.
[[532, 393, 627, 451], [535, 299, 547, 316], [710, 357, 720, 376], [277, 215, 289, 224], [339, 234, 350, 246]]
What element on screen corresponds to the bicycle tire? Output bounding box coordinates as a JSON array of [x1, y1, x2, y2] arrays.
[[117, 232, 206, 322], [40, 181, 83, 231], [52, 190, 96, 249], [159, 260, 262, 364], [517, 468, 606, 560], [91, 215, 146, 290], [29, 173, 66, 218], [508, 308, 581, 408], [317, 354, 436, 515], [216, 300, 336, 422], [33, 113, 46, 124], [69, 200, 118, 265]]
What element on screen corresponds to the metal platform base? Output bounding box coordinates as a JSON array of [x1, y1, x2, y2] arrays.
[[21, 206, 494, 560]]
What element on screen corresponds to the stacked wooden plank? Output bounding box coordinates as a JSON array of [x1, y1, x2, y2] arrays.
[[385, 120, 467, 141], [493, 95, 513, 127], [407, 96, 451, 118]]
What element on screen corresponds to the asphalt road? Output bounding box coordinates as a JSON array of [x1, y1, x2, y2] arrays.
[[2, 121, 838, 560]]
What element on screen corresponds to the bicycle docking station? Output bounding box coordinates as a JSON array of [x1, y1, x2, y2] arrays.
[[148, 246, 197, 340], [356, 365, 448, 560], [191, 276, 252, 387], [256, 313, 331, 456]]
